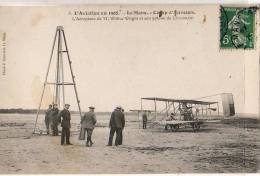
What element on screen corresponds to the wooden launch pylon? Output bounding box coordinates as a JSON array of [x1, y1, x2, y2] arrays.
[[33, 26, 82, 134]]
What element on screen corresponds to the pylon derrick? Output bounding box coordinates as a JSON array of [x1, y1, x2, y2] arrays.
[[33, 26, 82, 134]]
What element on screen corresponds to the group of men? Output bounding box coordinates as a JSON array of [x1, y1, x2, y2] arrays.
[[79, 106, 126, 147], [45, 103, 73, 145], [45, 104, 126, 147], [45, 103, 60, 136], [107, 106, 125, 146]]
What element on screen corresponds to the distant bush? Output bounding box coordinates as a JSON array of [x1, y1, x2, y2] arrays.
[[0, 108, 39, 114], [0, 108, 136, 115]]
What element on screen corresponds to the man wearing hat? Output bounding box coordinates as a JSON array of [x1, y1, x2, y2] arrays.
[[59, 104, 72, 145], [50, 103, 59, 136], [107, 106, 125, 146], [79, 106, 97, 147]]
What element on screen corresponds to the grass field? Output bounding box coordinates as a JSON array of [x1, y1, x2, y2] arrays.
[[0, 113, 259, 173]]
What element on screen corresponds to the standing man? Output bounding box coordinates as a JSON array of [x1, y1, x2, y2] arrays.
[[119, 108, 125, 145], [107, 106, 125, 146], [59, 104, 72, 145], [80, 106, 97, 147], [50, 104, 59, 136], [142, 112, 148, 129], [195, 108, 199, 116], [45, 104, 52, 135]]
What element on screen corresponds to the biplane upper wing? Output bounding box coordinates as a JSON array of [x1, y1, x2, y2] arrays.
[[141, 97, 218, 105], [129, 109, 155, 112]]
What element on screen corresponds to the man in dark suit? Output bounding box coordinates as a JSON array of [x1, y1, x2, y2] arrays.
[[50, 104, 59, 136], [142, 113, 148, 129], [107, 106, 125, 146], [59, 104, 72, 145]]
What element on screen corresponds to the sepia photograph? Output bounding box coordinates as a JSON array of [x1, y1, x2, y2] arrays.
[[0, 2, 259, 174]]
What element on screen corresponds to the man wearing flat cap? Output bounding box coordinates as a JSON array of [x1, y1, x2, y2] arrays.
[[59, 103, 72, 145], [107, 106, 125, 146], [79, 106, 97, 147], [50, 103, 59, 136]]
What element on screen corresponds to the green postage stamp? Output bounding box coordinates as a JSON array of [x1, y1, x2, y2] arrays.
[[220, 6, 256, 49]]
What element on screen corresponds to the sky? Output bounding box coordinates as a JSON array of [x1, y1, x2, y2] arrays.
[[0, 5, 258, 114]]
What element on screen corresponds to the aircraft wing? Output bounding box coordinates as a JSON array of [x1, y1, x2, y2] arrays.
[[154, 120, 203, 125]]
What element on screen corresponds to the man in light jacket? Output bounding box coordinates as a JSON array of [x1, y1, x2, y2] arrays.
[[80, 106, 97, 147]]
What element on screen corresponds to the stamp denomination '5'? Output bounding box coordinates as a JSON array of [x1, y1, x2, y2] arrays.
[[220, 6, 256, 49]]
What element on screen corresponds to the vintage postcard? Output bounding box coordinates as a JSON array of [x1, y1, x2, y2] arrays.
[[0, 3, 259, 174]]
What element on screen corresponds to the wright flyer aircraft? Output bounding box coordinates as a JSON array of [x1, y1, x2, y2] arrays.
[[136, 95, 234, 132]]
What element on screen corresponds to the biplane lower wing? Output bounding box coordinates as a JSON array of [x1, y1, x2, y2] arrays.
[[154, 120, 203, 125]]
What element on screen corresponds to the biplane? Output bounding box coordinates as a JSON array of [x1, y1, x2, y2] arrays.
[[139, 97, 219, 132]]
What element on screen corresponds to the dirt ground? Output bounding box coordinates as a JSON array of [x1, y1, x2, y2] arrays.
[[0, 113, 259, 174]]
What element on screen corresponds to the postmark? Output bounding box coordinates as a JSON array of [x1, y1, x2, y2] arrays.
[[220, 6, 256, 49]]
